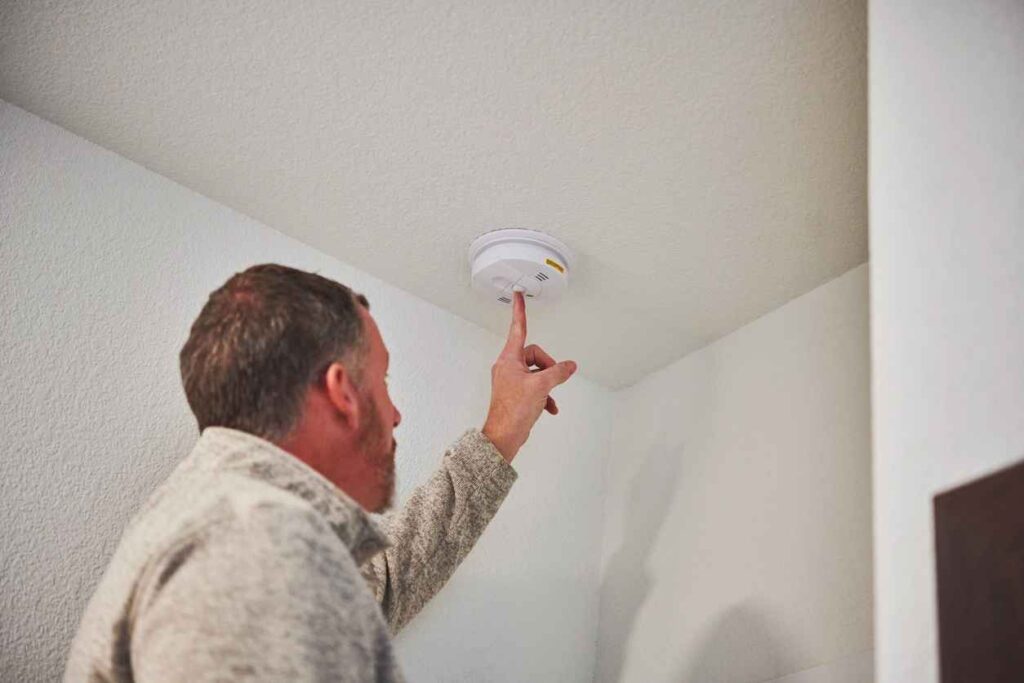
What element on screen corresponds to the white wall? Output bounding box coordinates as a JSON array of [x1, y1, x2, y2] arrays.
[[1, 93, 882, 683], [869, 2, 1024, 681], [0, 100, 613, 683], [595, 265, 873, 683]]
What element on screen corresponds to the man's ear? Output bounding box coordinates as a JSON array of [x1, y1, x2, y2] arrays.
[[323, 362, 361, 430]]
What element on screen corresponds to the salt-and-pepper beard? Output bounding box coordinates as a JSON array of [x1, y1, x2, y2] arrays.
[[356, 390, 396, 511]]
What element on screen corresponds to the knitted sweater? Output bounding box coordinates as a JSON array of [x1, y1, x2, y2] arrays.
[[64, 426, 517, 682]]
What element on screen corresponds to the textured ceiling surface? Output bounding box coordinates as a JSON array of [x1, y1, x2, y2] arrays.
[[0, 0, 866, 388]]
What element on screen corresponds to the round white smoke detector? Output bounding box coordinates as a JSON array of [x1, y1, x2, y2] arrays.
[[468, 228, 573, 305]]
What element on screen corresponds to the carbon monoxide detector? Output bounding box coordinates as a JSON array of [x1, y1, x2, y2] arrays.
[[468, 228, 573, 305]]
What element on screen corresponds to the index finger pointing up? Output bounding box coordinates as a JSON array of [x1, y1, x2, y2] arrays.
[[500, 290, 527, 358]]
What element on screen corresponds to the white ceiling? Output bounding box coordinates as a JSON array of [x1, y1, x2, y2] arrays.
[[0, 0, 866, 389]]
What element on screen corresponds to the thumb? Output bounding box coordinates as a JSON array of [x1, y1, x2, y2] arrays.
[[537, 360, 578, 390]]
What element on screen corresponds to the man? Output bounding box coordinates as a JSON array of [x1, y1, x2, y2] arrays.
[[64, 264, 577, 682]]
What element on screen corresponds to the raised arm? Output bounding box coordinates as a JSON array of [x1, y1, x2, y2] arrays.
[[361, 428, 516, 632], [361, 291, 578, 632]]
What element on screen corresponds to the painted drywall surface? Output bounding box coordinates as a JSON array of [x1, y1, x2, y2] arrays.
[[869, 2, 1024, 681], [0, 100, 613, 683], [767, 649, 873, 683], [0, 0, 868, 389], [595, 264, 873, 683]]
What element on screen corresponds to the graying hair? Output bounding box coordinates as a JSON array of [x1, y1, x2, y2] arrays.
[[180, 264, 370, 440]]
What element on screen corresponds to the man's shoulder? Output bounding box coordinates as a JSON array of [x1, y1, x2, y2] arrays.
[[136, 475, 350, 593], [133, 465, 337, 561], [196, 476, 342, 555]]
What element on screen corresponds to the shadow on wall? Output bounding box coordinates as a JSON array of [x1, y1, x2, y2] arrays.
[[675, 601, 798, 683], [596, 436, 683, 683], [596, 437, 802, 683]]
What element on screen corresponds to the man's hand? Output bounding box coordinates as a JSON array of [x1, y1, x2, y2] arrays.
[[482, 291, 578, 463]]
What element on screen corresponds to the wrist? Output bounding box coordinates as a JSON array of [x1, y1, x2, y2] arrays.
[[481, 423, 519, 463]]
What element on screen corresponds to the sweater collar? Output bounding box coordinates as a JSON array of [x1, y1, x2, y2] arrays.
[[192, 426, 390, 564]]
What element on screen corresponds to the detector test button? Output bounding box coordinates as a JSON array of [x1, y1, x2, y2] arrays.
[[491, 276, 513, 290]]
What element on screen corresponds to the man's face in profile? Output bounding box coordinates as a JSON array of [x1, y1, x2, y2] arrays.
[[353, 305, 401, 512]]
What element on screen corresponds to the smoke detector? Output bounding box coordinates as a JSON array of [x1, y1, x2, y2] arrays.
[[468, 228, 573, 305]]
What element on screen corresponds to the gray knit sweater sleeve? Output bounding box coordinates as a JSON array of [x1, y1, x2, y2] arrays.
[[361, 429, 518, 632]]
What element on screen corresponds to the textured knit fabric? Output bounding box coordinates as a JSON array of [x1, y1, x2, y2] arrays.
[[63, 426, 517, 682]]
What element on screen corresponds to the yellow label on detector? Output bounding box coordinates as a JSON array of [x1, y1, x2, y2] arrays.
[[545, 258, 565, 274]]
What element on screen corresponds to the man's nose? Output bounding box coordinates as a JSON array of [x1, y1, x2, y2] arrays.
[[393, 406, 402, 428]]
